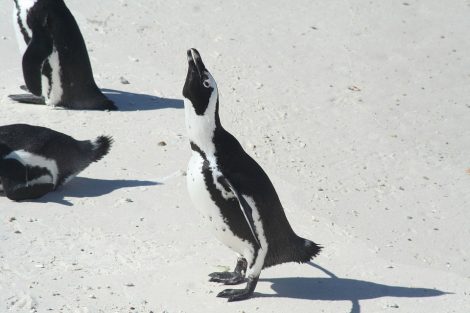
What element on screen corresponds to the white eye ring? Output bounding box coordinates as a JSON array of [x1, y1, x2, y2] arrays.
[[203, 80, 210, 88]]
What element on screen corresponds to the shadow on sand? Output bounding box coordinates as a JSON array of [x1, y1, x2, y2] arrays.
[[102, 88, 183, 111], [258, 263, 448, 313], [36, 177, 160, 206]]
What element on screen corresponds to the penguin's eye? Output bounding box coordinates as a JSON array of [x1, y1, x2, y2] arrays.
[[203, 80, 210, 88]]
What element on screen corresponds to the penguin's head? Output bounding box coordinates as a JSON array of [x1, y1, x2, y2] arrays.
[[183, 48, 218, 116]]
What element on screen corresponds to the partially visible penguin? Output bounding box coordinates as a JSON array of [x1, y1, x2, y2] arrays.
[[182, 48, 322, 301], [9, 0, 117, 110], [0, 124, 112, 201]]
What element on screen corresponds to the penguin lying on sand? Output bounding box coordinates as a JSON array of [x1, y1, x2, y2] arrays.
[[182, 48, 322, 301], [0, 124, 112, 201], [9, 0, 116, 110]]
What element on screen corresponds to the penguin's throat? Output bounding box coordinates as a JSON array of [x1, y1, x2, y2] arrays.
[[187, 124, 216, 155], [185, 100, 218, 154]]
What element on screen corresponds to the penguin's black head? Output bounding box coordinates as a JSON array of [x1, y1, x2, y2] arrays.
[[183, 48, 218, 116]]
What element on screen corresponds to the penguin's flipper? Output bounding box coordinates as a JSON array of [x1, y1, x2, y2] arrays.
[[218, 176, 261, 249], [8, 94, 46, 105], [22, 12, 53, 96], [0, 159, 54, 201]]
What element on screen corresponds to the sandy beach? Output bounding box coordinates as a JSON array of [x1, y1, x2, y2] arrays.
[[1, 0, 469, 312]]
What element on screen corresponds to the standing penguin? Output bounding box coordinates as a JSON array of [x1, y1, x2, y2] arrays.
[[182, 48, 322, 301], [9, 0, 116, 110], [0, 124, 112, 201]]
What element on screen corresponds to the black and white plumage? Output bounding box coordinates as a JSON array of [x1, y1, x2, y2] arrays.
[[182, 49, 321, 301], [9, 0, 116, 110], [0, 124, 112, 201]]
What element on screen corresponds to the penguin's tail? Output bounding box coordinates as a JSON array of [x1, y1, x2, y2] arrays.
[[265, 234, 322, 268], [90, 135, 113, 162], [291, 235, 322, 264]]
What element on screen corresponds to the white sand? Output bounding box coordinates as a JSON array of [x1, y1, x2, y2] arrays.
[[1, 0, 469, 312]]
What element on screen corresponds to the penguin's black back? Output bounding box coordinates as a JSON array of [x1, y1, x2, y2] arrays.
[[24, 0, 115, 110], [46, 0, 113, 109], [212, 126, 321, 268]]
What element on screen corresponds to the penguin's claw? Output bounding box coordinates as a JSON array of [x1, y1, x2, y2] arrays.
[[217, 288, 253, 302], [209, 272, 245, 285]]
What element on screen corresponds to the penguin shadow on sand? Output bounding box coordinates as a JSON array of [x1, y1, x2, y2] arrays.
[[257, 263, 449, 313], [101, 89, 184, 111], [34, 177, 160, 206]]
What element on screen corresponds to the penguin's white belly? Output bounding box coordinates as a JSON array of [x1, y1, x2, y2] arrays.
[[42, 48, 63, 106], [13, 9, 28, 54], [13, 0, 36, 54], [187, 153, 253, 256]]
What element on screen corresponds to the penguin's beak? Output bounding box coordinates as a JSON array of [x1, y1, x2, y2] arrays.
[[183, 48, 212, 99], [187, 48, 206, 79]]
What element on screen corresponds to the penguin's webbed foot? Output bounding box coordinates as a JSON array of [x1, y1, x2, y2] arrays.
[[209, 271, 245, 285], [217, 287, 253, 302], [216, 276, 258, 302], [210, 258, 248, 285], [8, 94, 45, 105]]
